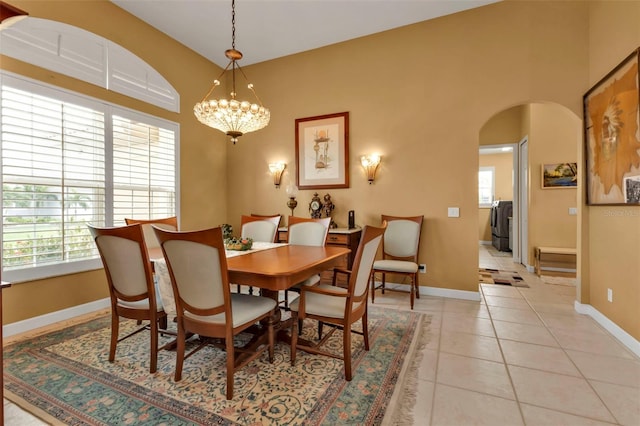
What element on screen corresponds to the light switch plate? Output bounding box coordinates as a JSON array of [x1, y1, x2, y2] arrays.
[[447, 207, 460, 218], [569, 207, 577, 215]]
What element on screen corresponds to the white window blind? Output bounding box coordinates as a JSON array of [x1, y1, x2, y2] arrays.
[[0, 73, 178, 282], [112, 114, 176, 222]]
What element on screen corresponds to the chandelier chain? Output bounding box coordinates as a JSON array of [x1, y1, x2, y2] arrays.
[[231, 0, 236, 50]]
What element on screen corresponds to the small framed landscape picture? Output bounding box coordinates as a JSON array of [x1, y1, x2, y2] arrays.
[[542, 163, 578, 189]]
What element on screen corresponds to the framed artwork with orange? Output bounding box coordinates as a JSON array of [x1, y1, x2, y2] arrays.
[[583, 47, 640, 205]]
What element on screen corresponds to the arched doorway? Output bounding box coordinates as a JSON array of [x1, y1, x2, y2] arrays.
[[478, 103, 581, 278]]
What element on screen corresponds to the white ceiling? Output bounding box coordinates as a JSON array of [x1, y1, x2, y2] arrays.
[[111, 0, 499, 67]]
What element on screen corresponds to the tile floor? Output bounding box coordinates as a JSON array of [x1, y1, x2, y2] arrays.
[[4, 244, 639, 425]]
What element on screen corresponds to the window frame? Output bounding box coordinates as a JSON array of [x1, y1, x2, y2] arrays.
[[478, 166, 495, 208]]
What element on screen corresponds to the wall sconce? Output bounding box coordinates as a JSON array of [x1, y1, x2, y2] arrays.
[[0, 1, 29, 30], [268, 162, 286, 188], [361, 155, 381, 184]]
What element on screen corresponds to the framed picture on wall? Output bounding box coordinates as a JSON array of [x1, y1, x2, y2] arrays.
[[583, 47, 640, 205], [295, 112, 349, 190], [541, 163, 578, 189]]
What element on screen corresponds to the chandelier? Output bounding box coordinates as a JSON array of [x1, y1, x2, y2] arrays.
[[193, 0, 270, 144]]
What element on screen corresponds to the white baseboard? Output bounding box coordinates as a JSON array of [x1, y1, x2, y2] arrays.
[[574, 301, 640, 358], [3, 298, 110, 338], [541, 266, 577, 273], [377, 281, 481, 302], [479, 240, 492, 245]]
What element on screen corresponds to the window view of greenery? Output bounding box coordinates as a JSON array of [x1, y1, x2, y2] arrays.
[[1, 78, 176, 274]]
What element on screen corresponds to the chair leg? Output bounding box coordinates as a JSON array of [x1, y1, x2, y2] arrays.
[[109, 312, 119, 363], [225, 335, 235, 400], [268, 320, 275, 363], [149, 316, 159, 373], [318, 321, 324, 340], [415, 272, 420, 299], [159, 313, 168, 330], [410, 276, 415, 310], [290, 312, 299, 365], [343, 323, 352, 381], [370, 271, 376, 304], [381, 272, 386, 294], [362, 308, 370, 351], [174, 327, 186, 382]]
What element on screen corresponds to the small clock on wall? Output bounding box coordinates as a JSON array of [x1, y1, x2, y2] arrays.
[[309, 192, 322, 219]]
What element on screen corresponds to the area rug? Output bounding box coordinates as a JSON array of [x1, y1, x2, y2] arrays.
[[540, 275, 576, 286], [4, 306, 430, 425], [479, 268, 529, 288]]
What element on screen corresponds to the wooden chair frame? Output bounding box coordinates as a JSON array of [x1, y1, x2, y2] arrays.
[[154, 226, 276, 400], [290, 224, 386, 381], [88, 224, 169, 373]]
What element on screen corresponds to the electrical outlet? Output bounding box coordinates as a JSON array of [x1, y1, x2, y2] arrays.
[[419, 264, 426, 273], [607, 288, 613, 303]]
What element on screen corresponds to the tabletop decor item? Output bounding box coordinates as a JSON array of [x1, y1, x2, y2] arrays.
[[323, 193, 338, 228], [224, 236, 253, 251], [220, 224, 233, 240], [286, 184, 298, 216], [295, 112, 349, 189], [309, 192, 323, 218]]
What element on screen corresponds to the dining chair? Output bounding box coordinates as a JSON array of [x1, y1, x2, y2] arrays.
[[240, 214, 281, 243], [370, 215, 424, 309], [239, 214, 282, 295], [124, 216, 178, 253], [153, 226, 276, 400], [250, 213, 283, 230], [284, 216, 331, 307], [290, 223, 386, 381], [87, 223, 169, 374]]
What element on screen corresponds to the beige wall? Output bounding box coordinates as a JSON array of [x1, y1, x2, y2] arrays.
[[585, 1, 640, 340], [227, 0, 590, 297], [1, 1, 638, 342], [526, 103, 580, 264], [479, 106, 526, 146], [478, 152, 514, 242]]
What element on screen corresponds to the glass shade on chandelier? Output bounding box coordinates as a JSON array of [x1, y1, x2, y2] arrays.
[[193, 0, 270, 144]]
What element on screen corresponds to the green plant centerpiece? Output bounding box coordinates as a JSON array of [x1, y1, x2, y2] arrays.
[[224, 236, 253, 251]]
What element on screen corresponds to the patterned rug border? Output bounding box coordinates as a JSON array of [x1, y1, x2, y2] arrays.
[[4, 306, 430, 426]]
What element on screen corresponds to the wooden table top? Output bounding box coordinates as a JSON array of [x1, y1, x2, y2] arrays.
[[227, 245, 350, 291], [149, 244, 350, 292]]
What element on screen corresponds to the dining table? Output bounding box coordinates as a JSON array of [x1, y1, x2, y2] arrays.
[[149, 242, 351, 345]]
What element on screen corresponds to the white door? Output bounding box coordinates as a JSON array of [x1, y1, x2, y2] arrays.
[[519, 137, 529, 268]]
